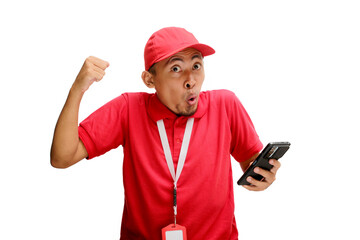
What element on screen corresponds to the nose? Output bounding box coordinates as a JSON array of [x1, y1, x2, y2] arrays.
[[184, 72, 195, 89]]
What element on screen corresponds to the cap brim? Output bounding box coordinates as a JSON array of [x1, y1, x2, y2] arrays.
[[151, 43, 215, 69], [189, 43, 216, 57]]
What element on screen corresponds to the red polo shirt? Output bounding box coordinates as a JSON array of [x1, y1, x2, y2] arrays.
[[78, 89, 262, 240]]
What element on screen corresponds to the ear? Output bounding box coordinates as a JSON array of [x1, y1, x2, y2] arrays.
[[141, 71, 155, 89]]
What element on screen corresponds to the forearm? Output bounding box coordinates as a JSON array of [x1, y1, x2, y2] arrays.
[[50, 85, 85, 168], [50, 56, 109, 168], [240, 152, 259, 172]]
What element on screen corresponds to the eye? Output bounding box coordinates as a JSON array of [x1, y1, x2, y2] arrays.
[[193, 63, 201, 70], [171, 66, 181, 72]]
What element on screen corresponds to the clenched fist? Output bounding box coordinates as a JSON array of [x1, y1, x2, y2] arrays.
[[72, 56, 110, 93]]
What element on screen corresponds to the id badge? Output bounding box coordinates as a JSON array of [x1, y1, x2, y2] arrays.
[[162, 224, 187, 240]]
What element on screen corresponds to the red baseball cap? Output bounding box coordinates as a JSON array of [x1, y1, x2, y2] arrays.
[[144, 27, 215, 70]]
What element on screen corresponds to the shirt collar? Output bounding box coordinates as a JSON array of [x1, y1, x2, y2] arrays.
[[147, 92, 207, 122]]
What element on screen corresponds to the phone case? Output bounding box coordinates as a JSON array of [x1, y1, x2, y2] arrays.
[[237, 142, 290, 185]]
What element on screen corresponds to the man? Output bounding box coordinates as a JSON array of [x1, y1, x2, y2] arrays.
[[51, 27, 281, 240]]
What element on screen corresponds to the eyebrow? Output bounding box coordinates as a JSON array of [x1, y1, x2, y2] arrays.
[[192, 54, 203, 61], [166, 54, 203, 66]]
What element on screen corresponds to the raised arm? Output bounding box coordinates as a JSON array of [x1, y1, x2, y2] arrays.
[[50, 56, 109, 168]]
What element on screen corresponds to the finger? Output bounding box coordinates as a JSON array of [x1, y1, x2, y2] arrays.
[[242, 184, 260, 191], [245, 176, 269, 191], [242, 182, 266, 191], [89, 69, 105, 82], [242, 178, 262, 191], [88, 56, 110, 70], [92, 65, 106, 76], [269, 159, 281, 174], [254, 167, 275, 184]]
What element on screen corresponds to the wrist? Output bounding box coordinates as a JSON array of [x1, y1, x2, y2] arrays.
[[70, 82, 86, 96], [69, 83, 86, 104]]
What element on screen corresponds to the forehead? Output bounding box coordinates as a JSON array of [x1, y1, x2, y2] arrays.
[[151, 48, 203, 72], [168, 48, 203, 60], [160, 48, 203, 66]]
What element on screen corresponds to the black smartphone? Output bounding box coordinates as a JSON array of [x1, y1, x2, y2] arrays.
[[237, 142, 291, 185]]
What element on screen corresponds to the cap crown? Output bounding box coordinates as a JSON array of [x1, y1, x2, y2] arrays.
[[144, 27, 215, 70]]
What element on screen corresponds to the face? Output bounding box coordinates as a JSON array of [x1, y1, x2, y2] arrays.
[[145, 48, 205, 116]]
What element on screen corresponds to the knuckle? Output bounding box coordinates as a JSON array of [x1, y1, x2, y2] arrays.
[[85, 68, 93, 75], [84, 61, 91, 69], [85, 56, 95, 65]]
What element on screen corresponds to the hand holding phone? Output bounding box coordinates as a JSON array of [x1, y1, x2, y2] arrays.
[[237, 142, 290, 186]]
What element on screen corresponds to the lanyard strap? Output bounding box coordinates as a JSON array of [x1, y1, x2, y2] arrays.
[[157, 118, 194, 188], [157, 118, 194, 226]]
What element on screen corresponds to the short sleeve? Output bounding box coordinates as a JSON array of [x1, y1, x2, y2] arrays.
[[226, 91, 263, 162], [78, 94, 128, 159]]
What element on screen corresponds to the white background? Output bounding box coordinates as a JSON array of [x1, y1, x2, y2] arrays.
[[1, 0, 359, 239]]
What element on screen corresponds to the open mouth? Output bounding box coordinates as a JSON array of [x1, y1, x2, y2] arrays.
[[187, 95, 197, 105]]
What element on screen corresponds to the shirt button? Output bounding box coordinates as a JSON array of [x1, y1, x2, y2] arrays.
[[176, 138, 182, 143]]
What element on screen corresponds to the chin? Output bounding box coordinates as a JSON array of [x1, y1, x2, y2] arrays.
[[178, 106, 197, 116], [178, 111, 196, 117]]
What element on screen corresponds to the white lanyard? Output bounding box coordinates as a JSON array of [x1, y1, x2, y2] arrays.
[[157, 118, 194, 225]]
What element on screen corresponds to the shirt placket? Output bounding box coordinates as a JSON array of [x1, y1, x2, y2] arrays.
[[172, 117, 186, 170]]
